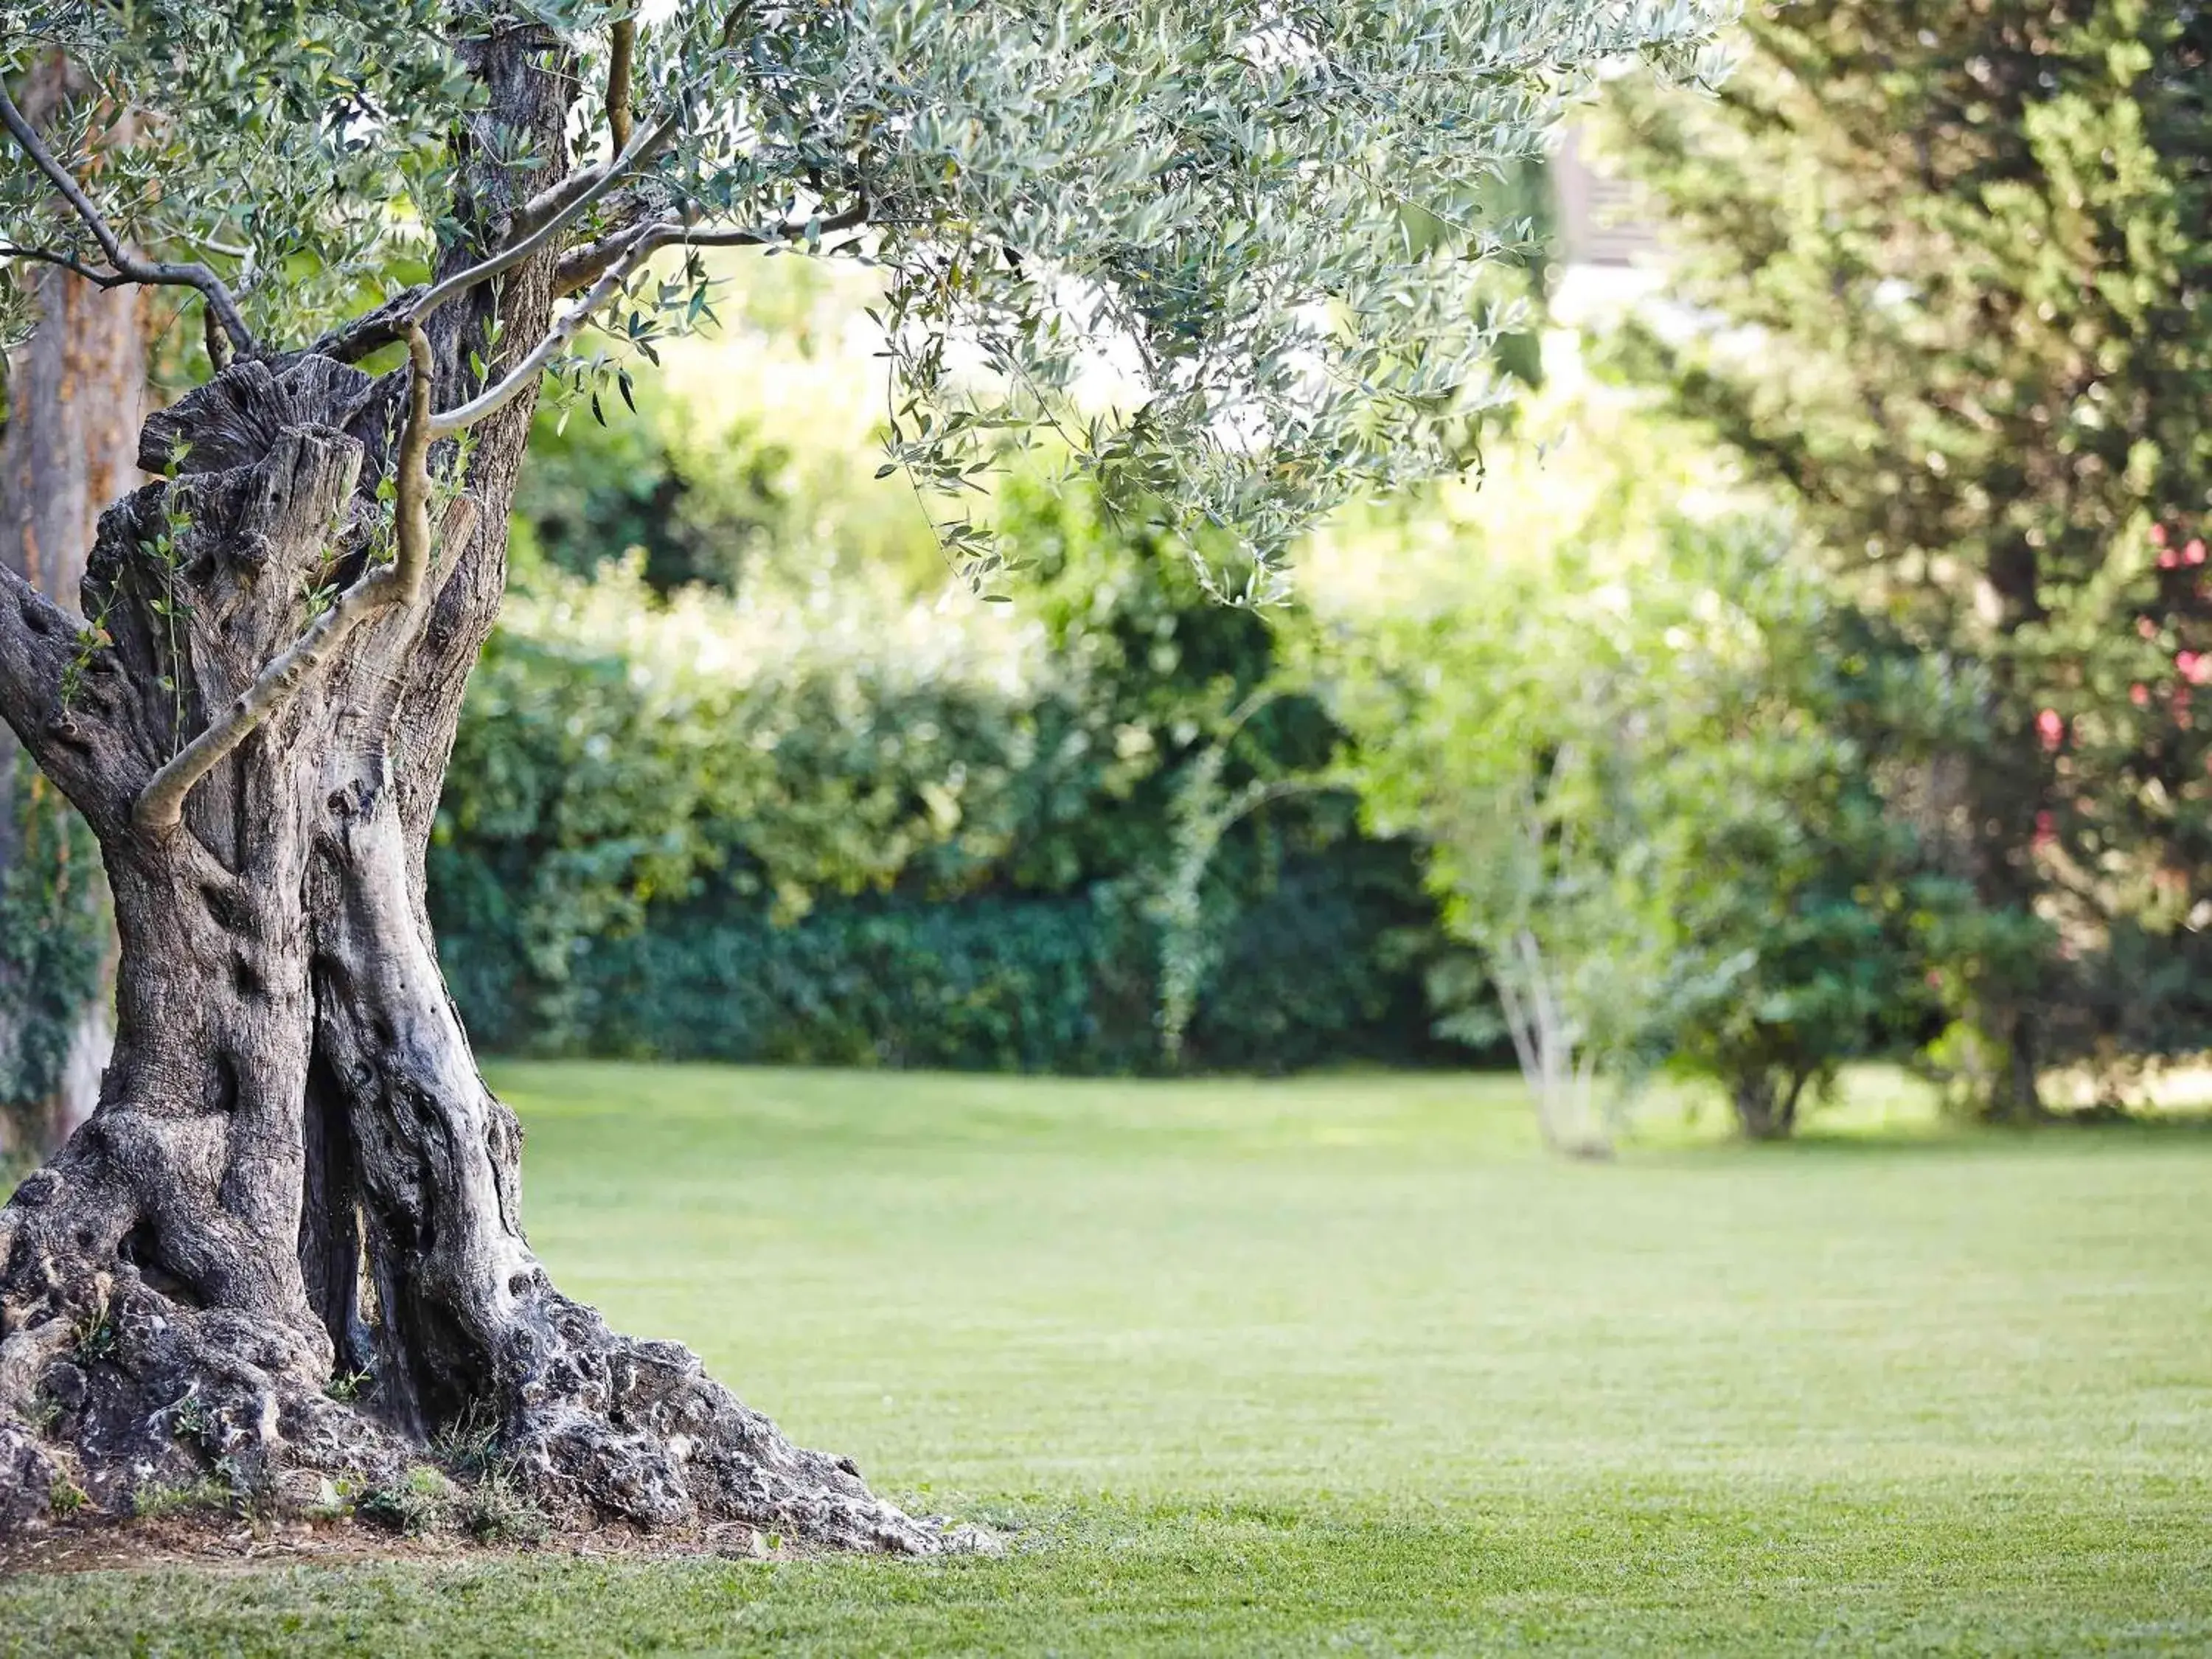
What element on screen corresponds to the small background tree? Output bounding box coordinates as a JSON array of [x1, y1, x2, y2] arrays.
[[1325, 378, 2007, 1144]]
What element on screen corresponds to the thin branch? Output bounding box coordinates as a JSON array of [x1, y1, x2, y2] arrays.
[[554, 197, 870, 296], [390, 324, 438, 598], [412, 100, 684, 327], [201, 295, 234, 372], [132, 327, 445, 835], [303, 287, 426, 364], [0, 78, 257, 358], [504, 161, 621, 254], [548, 212, 660, 296], [504, 0, 706, 250], [428, 238, 658, 437], [607, 13, 636, 153], [0, 242, 120, 285]]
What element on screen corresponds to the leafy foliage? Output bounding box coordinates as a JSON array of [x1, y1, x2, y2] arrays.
[[1602, 1, 2212, 1105], [0, 768, 105, 1156], [1615, 525, 2004, 1137], [432, 477, 1448, 1073], [1329, 389, 2029, 1139], [1, 1, 470, 347]]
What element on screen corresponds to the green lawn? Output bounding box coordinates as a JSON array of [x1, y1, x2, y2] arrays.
[[7, 1066, 2211, 1655]]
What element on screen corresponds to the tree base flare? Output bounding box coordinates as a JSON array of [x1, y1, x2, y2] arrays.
[[0, 1265, 986, 1556]]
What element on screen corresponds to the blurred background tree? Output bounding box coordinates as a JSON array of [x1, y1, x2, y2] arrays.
[[1600, 1, 2212, 1117], [0, 51, 139, 1166]]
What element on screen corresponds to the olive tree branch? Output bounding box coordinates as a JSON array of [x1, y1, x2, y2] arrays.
[[496, 0, 762, 275], [305, 287, 425, 364], [497, 0, 749, 254], [552, 195, 871, 296], [428, 234, 661, 435], [134, 225, 669, 833], [0, 241, 122, 285], [0, 77, 259, 358], [419, 100, 684, 323], [142, 86, 703, 832], [607, 13, 636, 153]]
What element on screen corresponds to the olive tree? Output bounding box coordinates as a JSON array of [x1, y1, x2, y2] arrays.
[[0, 1, 1722, 1545]]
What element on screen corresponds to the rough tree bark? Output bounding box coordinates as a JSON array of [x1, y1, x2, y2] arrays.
[[0, 32, 967, 1552], [0, 54, 133, 1161]]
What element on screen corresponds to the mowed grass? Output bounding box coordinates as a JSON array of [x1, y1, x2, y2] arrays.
[[7, 1065, 2212, 1655]]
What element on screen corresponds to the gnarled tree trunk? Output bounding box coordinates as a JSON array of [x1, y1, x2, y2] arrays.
[[0, 35, 962, 1554]]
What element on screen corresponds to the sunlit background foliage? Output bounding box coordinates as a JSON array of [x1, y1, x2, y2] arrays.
[[425, 1, 2212, 1144], [7, 1, 2211, 1147]]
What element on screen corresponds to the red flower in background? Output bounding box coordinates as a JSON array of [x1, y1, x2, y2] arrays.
[[2037, 708, 2065, 751]]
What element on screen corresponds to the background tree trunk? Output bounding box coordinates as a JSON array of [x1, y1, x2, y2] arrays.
[[0, 54, 139, 1164], [1728, 1068, 1807, 1142]]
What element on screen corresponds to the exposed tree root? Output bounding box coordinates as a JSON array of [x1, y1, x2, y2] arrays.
[[0, 1253, 983, 1554]]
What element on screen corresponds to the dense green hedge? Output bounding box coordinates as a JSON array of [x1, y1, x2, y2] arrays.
[[442, 845, 1450, 1076], [430, 473, 1457, 1074]]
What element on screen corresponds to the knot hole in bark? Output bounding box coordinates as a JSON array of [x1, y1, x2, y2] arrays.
[[117, 1217, 201, 1307], [200, 882, 251, 935], [204, 1053, 240, 1117]]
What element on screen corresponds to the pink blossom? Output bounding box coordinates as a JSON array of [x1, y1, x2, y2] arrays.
[[2152, 524, 2171, 548], [2188, 655, 2212, 686], [2033, 810, 2056, 852], [2160, 549, 2181, 569], [2190, 540, 2208, 566], [2132, 683, 2152, 706], [2037, 708, 2065, 751], [2140, 616, 2160, 639]]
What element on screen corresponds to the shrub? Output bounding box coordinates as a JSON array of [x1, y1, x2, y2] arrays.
[[434, 478, 1452, 1075], [1338, 490, 2015, 1141]]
